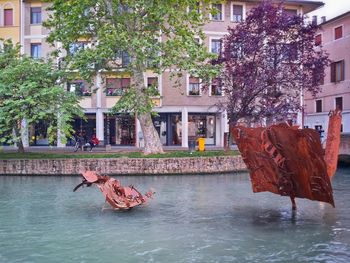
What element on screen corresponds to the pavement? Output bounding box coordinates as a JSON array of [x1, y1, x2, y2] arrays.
[[0, 145, 236, 153]]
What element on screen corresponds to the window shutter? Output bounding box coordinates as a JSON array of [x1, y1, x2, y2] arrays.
[[341, 60, 345, 81], [122, 78, 130, 88], [315, 34, 322, 46], [335, 26, 343, 39], [4, 9, 13, 26], [330, 63, 336, 82]]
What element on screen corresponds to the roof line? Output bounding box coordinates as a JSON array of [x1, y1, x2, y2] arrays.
[[320, 10, 350, 26]]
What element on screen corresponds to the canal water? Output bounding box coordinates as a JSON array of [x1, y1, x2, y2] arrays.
[[0, 168, 350, 263]]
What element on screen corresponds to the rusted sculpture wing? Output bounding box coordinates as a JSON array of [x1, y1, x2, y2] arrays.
[[74, 171, 155, 210], [232, 124, 334, 207], [324, 109, 342, 179]]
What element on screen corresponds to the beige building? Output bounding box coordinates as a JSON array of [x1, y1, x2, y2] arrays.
[[305, 10, 350, 136], [0, 0, 323, 148]]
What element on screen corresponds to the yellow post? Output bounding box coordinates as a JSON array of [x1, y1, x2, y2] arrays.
[[198, 138, 205, 152]]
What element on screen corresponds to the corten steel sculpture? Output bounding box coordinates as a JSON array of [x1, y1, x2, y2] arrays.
[[324, 109, 342, 179], [74, 171, 155, 210], [231, 114, 341, 210]]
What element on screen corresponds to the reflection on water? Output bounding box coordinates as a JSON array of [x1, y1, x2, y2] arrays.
[[0, 168, 350, 263]]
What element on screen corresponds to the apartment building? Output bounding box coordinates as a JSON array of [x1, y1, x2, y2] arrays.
[[0, 0, 323, 148], [305, 11, 350, 136]]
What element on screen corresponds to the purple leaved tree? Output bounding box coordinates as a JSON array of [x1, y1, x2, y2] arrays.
[[216, 0, 329, 128]]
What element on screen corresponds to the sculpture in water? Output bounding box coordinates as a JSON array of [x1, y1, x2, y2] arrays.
[[231, 109, 342, 210], [73, 171, 155, 210]]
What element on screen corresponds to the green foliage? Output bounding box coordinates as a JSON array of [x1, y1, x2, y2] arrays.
[[45, 0, 220, 115], [112, 85, 159, 115], [0, 40, 84, 148]]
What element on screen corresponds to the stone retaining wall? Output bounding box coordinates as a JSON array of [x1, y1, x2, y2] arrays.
[[0, 156, 246, 175]]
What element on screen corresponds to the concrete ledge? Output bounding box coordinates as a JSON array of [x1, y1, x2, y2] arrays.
[[0, 156, 246, 175]]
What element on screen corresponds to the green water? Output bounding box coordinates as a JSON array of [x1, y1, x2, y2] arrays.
[[0, 169, 350, 263]]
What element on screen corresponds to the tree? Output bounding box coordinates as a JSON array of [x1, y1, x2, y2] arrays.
[[45, 0, 218, 154], [0, 40, 83, 153], [216, 0, 329, 127]]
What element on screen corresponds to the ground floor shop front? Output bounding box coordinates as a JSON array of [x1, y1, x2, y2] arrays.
[[24, 106, 229, 148]]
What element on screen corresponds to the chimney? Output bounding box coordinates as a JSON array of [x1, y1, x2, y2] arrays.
[[321, 16, 326, 23]]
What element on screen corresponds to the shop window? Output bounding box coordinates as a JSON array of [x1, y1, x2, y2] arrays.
[[211, 4, 223, 21], [335, 97, 343, 111], [4, 9, 13, 26], [330, 60, 345, 82], [316, 100, 322, 113], [67, 81, 91, 96], [29, 120, 50, 146], [106, 114, 135, 146], [31, 43, 42, 58], [315, 34, 322, 46], [232, 4, 243, 22], [188, 114, 215, 145], [106, 78, 130, 96], [335, 26, 343, 40], [188, 76, 200, 96], [31, 7, 42, 24], [211, 39, 222, 54], [171, 115, 182, 145], [211, 78, 222, 96]]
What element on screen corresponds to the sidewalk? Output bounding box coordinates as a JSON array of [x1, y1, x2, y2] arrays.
[[1, 145, 235, 154]]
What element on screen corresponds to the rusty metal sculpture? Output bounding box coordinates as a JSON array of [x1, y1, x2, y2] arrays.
[[74, 171, 155, 210], [232, 120, 338, 210], [324, 109, 342, 179]]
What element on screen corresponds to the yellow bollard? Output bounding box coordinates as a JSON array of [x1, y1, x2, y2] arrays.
[[197, 138, 206, 152]]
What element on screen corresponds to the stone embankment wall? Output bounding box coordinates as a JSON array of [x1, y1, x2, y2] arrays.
[[0, 156, 246, 175]]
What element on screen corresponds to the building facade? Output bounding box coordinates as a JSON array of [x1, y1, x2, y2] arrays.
[[0, 0, 323, 148], [305, 11, 350, 137]]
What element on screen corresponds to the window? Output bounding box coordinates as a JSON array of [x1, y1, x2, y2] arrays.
[[316, 100, 322, 113], [315, 34, 322, 46], [68, 42, 87, 56], [106, 78, 130, 96], [211, 39, 222, 54], [30, 43, 41, 58], [312, 15, 317, 25], [232, 4, 243, 22], [115, 50, 131, 67], [147, 77, 158, 89], [335, 26, 343, 40], [30, 7, 42, 24], [284, 9, 297, 17], [335, 97, 343, 111], [211, 4, 223, 21], [188, 114, 216, 145], [4, 9, 13, 26], [330, 60, 345, 82], [188, 76, 200, 96], [67, 81, 91, 96], [211, 78, 222, 96]]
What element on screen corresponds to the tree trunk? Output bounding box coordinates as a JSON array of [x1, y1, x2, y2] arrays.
[[138, 112, 164, 154], [13, 125, 25, 153], [133, 67, 164, 154]]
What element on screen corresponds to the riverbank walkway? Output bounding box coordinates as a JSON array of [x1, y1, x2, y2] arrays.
[[0, 145, 237, 154]]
